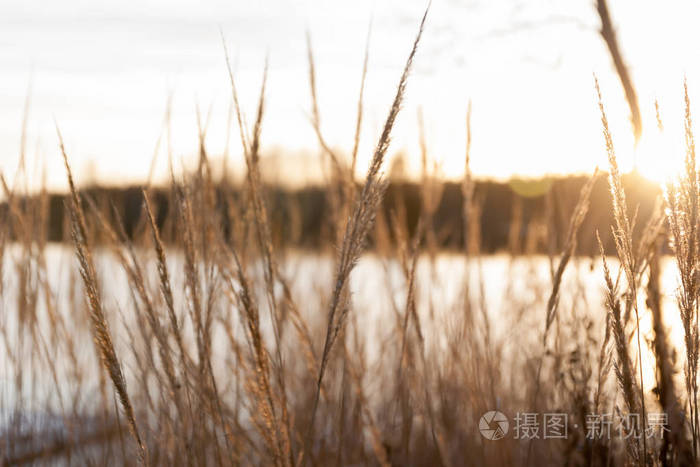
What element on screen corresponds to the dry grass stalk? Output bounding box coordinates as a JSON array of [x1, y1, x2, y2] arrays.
[[596, 76, 649, 464], [57, 127, 147, 465], [306, 33, 344, 178], [597, 232, 640, 462], [305, 5, 430, 446], [462, 100, 475, 255], [545, 169, 599, 333], [527, 168, 598, 463], [227, 54, 295, 465], [664, 79, 700, 460], [219, 239, 289, 466], [143, 191, 191, 392], [596, 0, 642, 144], [85, 196, 188, 448], [647, 224, 692, 465], [417, 107, 443, 257], [351, 23, 372, 177]]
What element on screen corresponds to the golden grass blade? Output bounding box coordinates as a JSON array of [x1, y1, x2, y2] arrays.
[[305, 2, 430, 449], [57, 125, 148, 465]]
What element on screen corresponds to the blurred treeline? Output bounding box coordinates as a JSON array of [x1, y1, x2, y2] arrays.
[[0, 172, 660, 255]]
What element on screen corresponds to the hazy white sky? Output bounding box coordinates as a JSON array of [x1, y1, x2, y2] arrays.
[[1, 0, 699, 190]]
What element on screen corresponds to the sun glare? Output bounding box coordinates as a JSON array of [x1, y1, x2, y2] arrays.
[[634, 125, 686, 185]]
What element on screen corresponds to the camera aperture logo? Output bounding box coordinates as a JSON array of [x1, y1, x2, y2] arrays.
[[479, 411, 509, 440]]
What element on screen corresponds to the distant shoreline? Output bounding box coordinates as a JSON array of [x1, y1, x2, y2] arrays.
[[1, 172, 660, 255]]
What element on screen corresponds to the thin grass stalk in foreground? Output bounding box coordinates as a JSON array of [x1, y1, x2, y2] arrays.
[[238, 60, 294, 466], [305, 3, 430, 451], [545, 169, 599, 332], [306, 32, 344, 177], [397, 216, 450, 466], [526, 168, 598, 464], [460, 102, 495, 417], [85, 196, 188, 447], [351, 22, 371, 178], [227, 54, 287, 363], [57, 127, 147, 465], [533, 171, 599, 366], [143, 192, 190, 381], [462, 101, 474, 256], [664, 80, 700, 459], [647, 224, 692, 465], [221, 44, 296, 465], [597, 232, 640, 461], [596, 77, 647, 464], [217, 232, 289, 466], [650, 105, 693, 464], [592, 310, 612, 459], [306, 40, 349, 252], [306, 32, 368, 253]]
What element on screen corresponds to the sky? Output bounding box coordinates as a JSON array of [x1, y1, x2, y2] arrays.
[[1, 0, 700, 191]]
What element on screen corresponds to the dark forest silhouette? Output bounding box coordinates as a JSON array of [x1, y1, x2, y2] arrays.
[[1, 172, 660, 256]]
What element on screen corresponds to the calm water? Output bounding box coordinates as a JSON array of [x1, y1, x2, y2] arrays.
[[0, 245, 688, 414]]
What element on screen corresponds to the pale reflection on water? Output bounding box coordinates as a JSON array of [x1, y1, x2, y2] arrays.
[[0, 245, 688, 412]]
